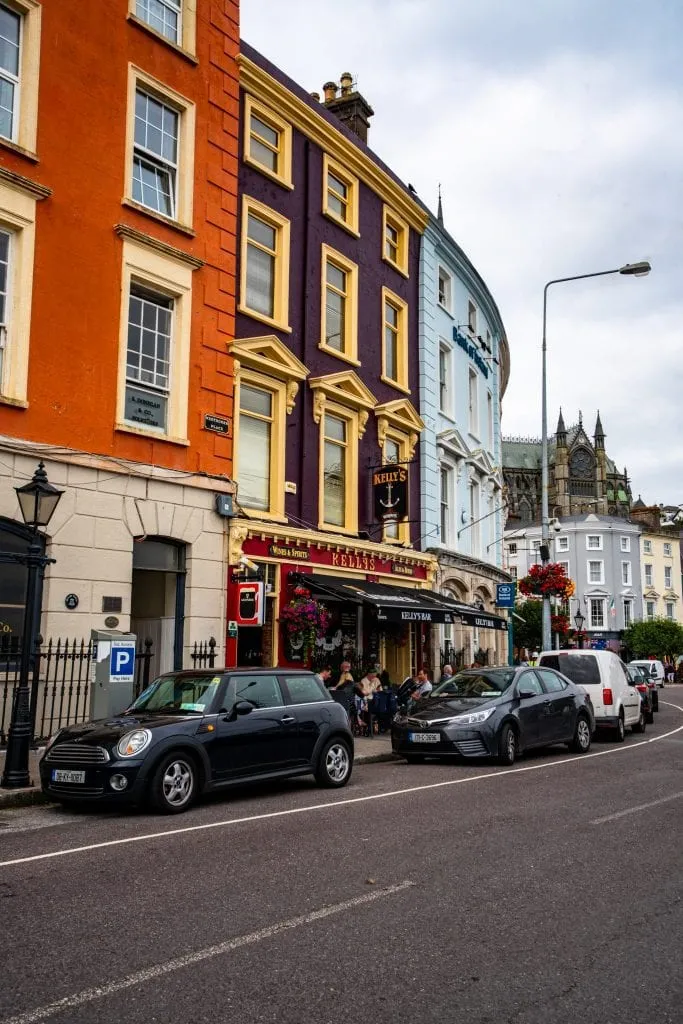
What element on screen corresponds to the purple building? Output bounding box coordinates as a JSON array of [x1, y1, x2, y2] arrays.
[[226, 45, 453, 681]]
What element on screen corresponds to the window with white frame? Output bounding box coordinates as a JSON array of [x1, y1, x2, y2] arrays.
[[439, 465, 451, 545], [643, 539, 652, 554], [588, 560, 604, 584], [467, 299, 477, 334], [586, 534, 602, 550], [487, 391, 493, 449], [508, 542, 517, 555], [666, 602, 675, 620], [438, 267, 452, 311], [133, 89, 179, 218], [664, 542, 672, 557], [558, 560, 570, 578], [620, 536, 630, 552], [0, 227, 9, 386], [532, 540, 541, 552], [589, 598, 605, 628], [0, 2, 20, 141], [470, 478, 480, 555], [135, 0, 181, 43], [438, 344, 451, 415], [468, 369, 478, 436], [665, 566, 672, 589], [124, 285, 173, 432], [557, 536, 569, 552], [646, 600, 655, 621], [621, 561, 632, 586], [623, 599, 633, 628], [644, 563, 653, 587], [509, 566, 518, 580]]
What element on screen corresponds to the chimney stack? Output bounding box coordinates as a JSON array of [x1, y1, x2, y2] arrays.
[[322, 72, 374, 144]]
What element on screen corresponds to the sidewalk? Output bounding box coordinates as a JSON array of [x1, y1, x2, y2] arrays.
[[0, 736, 396, 809]]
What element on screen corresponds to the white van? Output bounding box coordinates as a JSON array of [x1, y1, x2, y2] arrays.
[[628, 660, 665, 688], [538, 649, 645, 741]]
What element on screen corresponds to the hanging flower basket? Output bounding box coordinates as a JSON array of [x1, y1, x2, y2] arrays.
[[519, 563, 576, 601], [280, 587, 331, 664], [551, 613, 570, 636]]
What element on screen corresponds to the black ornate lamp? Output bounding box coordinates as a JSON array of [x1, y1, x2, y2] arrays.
[[574, 609, 585, 650]]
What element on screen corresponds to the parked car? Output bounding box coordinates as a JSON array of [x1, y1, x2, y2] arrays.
[[629, 659, 665, 689], [538, 650, 645, 740], [40, 669, 354, 813], [627, 662, 659, 713], [391, 666, 595, 766], [626, 665, 654, 723]]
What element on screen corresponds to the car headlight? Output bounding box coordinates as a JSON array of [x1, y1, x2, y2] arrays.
[[116, 729, 152, 758], [44, 729, 64, 751], [449, 708, 496, 726]]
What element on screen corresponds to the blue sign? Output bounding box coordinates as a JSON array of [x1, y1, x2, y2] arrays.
[[110, 641, 136, 682], [453, 327, 489, 378], [496, 583, 516, 608]]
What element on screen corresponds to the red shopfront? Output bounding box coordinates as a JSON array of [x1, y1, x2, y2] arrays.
[[225, 532, 440, 681]]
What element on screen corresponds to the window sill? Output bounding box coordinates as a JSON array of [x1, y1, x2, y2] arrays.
[[239, 508, 288, 524], [242, 153, 294, 191], [380, 374, 411, 395], [237, 303, 292, 334], [322, 210, 360, 238], [318, 522, 359, 537], [116, 422, 190, 446], [0, 394, 28, 409], [121, 198, 195, 237], [439, 410, 456, 423], [437, 302, 454, 318], [318, 342, 360, 367], [0, 136, 39, 163], [127, 14, 199, 64], [382, 254, 409, 279]]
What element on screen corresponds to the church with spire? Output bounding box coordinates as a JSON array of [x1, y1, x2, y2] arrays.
[[502, 411, 632, 525]]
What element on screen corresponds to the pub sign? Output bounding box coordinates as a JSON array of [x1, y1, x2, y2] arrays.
[[235, 581, 265, 626], [372, 464, 408, 523]]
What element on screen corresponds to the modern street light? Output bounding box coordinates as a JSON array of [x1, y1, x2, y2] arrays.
[[1, 462, 63, 789], [574, 609, 586, 650], [540, 260, 651, 651]]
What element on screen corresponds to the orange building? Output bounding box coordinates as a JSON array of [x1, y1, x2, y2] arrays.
[[0, 0, 239, 674]]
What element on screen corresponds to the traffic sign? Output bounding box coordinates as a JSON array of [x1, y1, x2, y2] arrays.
[[496, 583, 517, 608], [110, 641, 136, 682]]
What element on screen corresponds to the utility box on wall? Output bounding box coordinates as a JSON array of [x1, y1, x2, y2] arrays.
[[90, 630, 137, 720]]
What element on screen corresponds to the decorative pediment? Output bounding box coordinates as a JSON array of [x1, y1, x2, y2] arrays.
[[643, 586, 659, 599], [309, 371, 377, 437], [229, 335, 309, 383], [375, 398, 424, 460], [468, 448, 496, 477], [437, 428, 471, 461]]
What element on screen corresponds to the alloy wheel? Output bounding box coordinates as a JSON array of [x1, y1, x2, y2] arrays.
[[506, 729, 516, 761], [325, 743, 350, 783], [576, 718, 591, 751], [162, 759, 194, 807]]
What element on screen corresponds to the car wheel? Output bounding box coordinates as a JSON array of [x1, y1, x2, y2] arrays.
[[497, 723, 517, 766], [570, 714, 592, 754], [315, 738, 352, 788], [150, 753, 197, 814], [632, 709, 647, 734], [613, 714, 625, 743], [405, 754, 426, 764], [653, 694, 659, 712], [646, 710, 654, 725]]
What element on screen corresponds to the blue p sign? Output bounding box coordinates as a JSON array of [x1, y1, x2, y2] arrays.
[[110, 641, 136, 682]]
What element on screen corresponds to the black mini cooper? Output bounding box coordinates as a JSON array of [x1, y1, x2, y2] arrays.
[[40, 668, 354, 813]]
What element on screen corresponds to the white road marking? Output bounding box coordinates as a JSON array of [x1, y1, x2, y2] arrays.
[[2, 705, 682, 871], [0, 881, 415, 1024], [591, 790, 683, 825]]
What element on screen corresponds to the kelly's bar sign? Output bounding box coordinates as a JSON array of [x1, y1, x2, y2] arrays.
[[372, 464, 408, 523]]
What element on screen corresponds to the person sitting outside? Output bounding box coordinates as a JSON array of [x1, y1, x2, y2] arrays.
[[410, 669, 433, 702], [356, 669, 381, 698], [439, 663, 454, 684], [331, 660, 355, 691]]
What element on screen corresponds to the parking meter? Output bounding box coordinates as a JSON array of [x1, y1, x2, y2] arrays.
[[90, 629, 137, 719]]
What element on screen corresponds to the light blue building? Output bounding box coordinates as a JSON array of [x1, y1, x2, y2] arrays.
[[419, 204, 511, 667]]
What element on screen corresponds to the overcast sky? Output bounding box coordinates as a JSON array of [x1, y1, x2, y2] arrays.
[[242, 0, 682, 506]]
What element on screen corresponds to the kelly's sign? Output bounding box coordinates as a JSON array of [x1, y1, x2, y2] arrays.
[[372, 464, 408, 523]]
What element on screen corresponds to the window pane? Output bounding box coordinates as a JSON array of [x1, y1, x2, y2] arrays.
[[251, 113, 278, 148], [232, 674, 282, 709], [135, 91, 178, 163], [136, 0, 180, 43], [0, 76, 14, 139], [247, 214, 276, 251], [282, 675, 329, 704], [126, 289, 173, 393], [240, 383, 272, 418], [246, 243, 275, 316], [325, 414, 346, 443], [249, 135, 277, 172], [385, 439, 400, 464], [326, 262, 346, 292], [323, 439, 345, 525], [384, 325, 397, 380], [238, 412, 271, 510], [325, 287, 344, 351], [0, 228, 9, 325], [328, 172, 347, 200], [0, 5, 20, 76]]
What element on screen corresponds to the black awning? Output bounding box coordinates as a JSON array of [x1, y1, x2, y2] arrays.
[[297, 575, 460, 625], [437, 596, 509, 632]]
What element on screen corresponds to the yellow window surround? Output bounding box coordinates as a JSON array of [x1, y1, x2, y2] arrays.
[[124, 65, 196, 232], [375, 397, 424, 461], [382, 205, 409, 278], [322, 154, 359, 237], [243, 94, 293, 189], [319, 243, 359, 365], [381, 286, 409, 393], [381, 427, 411, 545], [318, 400, 359, 535], [234, 370, 288, 521], [238, 194, 292, 333]]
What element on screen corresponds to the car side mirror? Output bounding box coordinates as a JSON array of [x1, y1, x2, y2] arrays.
[[234, 700, 254, 716], [518, 687, 536, 699]]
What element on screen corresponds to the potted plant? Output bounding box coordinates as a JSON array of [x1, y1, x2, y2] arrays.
[[280, 586, 331, 665], [519, 563, 576, 602]]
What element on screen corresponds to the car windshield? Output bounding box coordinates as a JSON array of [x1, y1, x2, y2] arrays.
[[432, 671, 515, 699], [129, 674, 221, 714]]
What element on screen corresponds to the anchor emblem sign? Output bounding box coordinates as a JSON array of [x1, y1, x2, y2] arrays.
[[372, 464, 409, 524]]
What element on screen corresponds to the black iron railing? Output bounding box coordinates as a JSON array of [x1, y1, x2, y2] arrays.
[[190, 637, 217, 669]]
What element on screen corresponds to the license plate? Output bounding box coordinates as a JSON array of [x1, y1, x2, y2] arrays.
[[51, 769, 86, 784], [408, 732, 440, 744]]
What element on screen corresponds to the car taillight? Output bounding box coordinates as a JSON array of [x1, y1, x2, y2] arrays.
[[603, 688, 613, 705], [636, 684, 647, 694]]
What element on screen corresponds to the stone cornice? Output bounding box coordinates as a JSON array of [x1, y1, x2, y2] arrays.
[[0, 165, 51, 200], [114, 223, 204, 270]]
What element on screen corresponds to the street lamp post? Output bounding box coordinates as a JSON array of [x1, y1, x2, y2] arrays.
[[540, 260, 651, 652], [1, 462, 63, 789], [574, 610, 586, 650]]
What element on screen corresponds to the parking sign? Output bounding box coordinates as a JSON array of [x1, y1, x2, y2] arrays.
[[110, 641, 136, 682], [496, 583, 516, 608]]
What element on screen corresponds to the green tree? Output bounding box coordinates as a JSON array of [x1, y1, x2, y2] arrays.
[[622, 617, 683, 659], [512, 599, 543, 653]]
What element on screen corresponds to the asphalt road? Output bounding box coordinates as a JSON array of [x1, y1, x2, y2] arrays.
[[1, 688, 682, 1024]]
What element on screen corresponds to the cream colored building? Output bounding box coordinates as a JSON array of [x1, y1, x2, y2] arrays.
[[636, 520, 682, 624]]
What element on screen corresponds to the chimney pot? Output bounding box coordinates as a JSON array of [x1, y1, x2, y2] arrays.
[[311, 91, 321, 102], [323, 81, 337, 102], [340, 71, 353, 95]]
